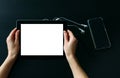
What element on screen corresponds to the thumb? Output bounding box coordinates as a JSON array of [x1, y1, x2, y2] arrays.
[[15, 30, 20, 44], [67, 30, 77, 42], [67, 30, 75, 39]]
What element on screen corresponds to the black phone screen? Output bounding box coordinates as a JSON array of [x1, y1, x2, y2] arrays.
[[87, 17, 111, 50]]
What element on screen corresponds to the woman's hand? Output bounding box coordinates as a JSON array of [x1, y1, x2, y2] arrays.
[[0, 28, 20, 78], [64, 30, 88, 78], [6, 28, 20, 59], [63, 30, 78, 58]]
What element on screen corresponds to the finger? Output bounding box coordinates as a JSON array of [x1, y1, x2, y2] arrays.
[[15, 30, 20, 44], [64, 30, 69, 43], [8, 28, 17, 38]]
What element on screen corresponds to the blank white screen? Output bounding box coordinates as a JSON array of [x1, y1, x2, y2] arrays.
[[21, 24, 63, 56]]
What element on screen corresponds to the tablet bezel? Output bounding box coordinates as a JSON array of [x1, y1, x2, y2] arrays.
[[16, 20, 66, 57]]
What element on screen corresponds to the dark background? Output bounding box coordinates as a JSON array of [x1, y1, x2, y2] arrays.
[[0, 0, 120, 78]]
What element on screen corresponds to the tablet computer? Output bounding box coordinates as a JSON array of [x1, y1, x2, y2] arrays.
[[17, 20, 65, 56]]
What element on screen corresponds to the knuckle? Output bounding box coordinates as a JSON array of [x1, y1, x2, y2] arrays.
[[6, 37, 9, 42], [72, 38, 78, 43], [6, 37, 11, 42], [72, 37, 77, 41]]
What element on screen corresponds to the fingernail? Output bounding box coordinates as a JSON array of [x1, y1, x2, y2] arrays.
[[64, 31, 66, 33]]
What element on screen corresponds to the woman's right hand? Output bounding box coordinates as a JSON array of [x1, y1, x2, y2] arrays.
[[63, 30, 78, 58]]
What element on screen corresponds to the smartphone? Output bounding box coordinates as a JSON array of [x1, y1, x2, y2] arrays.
[[87, 17, 111, 50]]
